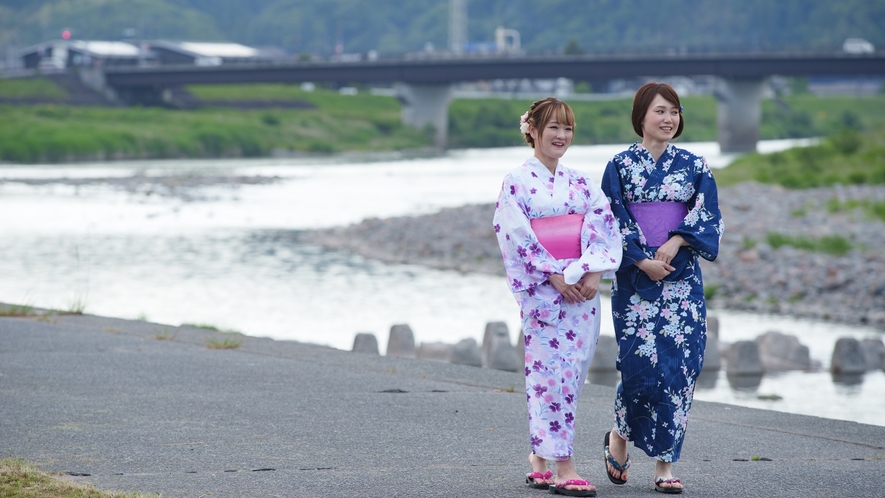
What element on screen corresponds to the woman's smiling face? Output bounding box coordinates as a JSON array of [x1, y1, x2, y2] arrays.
[[531, 114, 574, 168], [641, 93, 680, 144]]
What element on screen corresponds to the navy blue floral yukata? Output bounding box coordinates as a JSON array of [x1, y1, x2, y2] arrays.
[[601, 143, 723, 462]]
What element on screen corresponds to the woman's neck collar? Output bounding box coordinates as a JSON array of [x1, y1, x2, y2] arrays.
[[641, 139, 669, 162], [533, 152, 558, 175]]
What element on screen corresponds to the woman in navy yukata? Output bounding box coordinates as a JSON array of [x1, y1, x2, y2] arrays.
[[600, 83, 723, 494], [494, 97, 622, 497]]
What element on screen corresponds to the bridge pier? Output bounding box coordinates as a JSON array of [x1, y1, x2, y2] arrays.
[[714, 77, 766, 153], [395, 83, 453, 149]]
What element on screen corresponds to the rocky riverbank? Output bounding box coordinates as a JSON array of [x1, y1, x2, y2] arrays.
[[305, 182, 885, 329]]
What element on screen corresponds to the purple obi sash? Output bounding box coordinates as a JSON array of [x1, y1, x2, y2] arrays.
[[530, 213, 583, 260], [629, 202, 688, 247]]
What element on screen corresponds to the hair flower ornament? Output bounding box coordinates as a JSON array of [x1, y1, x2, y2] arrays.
[[519, 111, 530, 134]]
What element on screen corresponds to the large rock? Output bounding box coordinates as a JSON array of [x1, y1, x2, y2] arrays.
[[589, 335, 618, 372], [417, 341, 454, 362], [830, 337, 866, 374], [860, 337, 885, 371], [386, 324, 416, 357], [482, 321, 521, 372], [352, 332, 379, 355], [726, 340, 764, 376], [756, 330, 811, 371], [451, 338, 482, 367]]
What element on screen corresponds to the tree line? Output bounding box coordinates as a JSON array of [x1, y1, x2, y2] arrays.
[[2, 0, 883, 57]]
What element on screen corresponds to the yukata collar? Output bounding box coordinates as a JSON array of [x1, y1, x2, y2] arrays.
[[631, 142, 675, 167], [525, 156, 560, 178]]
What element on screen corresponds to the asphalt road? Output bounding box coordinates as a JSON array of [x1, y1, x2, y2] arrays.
[[2, 310, 884, 497]]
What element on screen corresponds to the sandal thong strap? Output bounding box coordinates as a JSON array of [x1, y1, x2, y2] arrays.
[[555, 479, 591, 487], [604, 446, 631, 471], [655, 478, 681, 484], [527, 470, 553, 480]]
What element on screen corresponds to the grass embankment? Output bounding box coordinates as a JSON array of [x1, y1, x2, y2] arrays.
[[449, 94, 885, 148], [0, 458, 155, 497], [2, 77, 885, 163], [0, 81, 432, 163], [714, 128, 885, 188], [716, 125, 885, 256]]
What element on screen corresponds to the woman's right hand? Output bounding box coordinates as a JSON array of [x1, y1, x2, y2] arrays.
[[636, 258, 674, 282], [548, 274, 584, 304]]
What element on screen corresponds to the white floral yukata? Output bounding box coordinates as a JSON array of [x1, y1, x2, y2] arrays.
[[493, 157, 622, 461], [601, 143, 723, 462]]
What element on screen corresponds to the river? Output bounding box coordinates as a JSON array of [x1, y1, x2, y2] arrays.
[[2, 139, 883, 427]]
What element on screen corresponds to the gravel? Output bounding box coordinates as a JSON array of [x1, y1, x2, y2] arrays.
[[305, 182, 885, 330]]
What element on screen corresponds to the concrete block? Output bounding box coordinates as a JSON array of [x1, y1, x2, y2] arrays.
[[417, 341, 454, 363], [482, 321, 521, 372], [756, 330, 810, 371], [386, 323, 416, 357], [831, 337, 866, 374], [451, 338, 482, 367], [589, 335, 618, 372], [352, 332, 379, 355], [726, 340, 763, 376]]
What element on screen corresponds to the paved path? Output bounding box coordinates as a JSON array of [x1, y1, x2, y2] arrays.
[[2, 310, 884, 497]]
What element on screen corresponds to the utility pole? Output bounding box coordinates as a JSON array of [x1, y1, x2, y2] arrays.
[[449, 0, 466, 55]]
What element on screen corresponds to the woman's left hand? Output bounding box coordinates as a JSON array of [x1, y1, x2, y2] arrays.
[[654, 234, 687, 265], [576, 272, 602, 300]]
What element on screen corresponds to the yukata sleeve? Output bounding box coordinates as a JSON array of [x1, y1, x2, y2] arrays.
[[601, 158, 650, 271], [493, 173, 563, 293], [563, 181, 623, 284], [672, 155, 723, 261]]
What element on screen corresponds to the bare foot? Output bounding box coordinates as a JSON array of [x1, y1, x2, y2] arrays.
[[553, 457, 596, 494], [527, 453, 553, 486], [654, 461, 685, 493], [606, 429, 630, 483]]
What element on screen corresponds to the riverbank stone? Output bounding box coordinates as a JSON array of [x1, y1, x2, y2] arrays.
[[386, 324, 416, 358], [726, 340, 764, 376], [756, 330, 811, 371], [482, 321, 521, 372], [451, 338, 482, 367], [831, 337, 866, 374], [352, 333, 379, 355]]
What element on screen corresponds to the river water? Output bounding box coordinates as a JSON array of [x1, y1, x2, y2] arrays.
[[2, 139, 883, 427]]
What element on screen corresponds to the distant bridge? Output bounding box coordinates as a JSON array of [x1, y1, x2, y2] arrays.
[[87, 52, 885, 152]]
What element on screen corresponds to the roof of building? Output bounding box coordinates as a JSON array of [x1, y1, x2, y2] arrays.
[[150, 41, 259, 58]]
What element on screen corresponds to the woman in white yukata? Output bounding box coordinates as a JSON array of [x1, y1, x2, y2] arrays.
[[493, 97, 623, 497]]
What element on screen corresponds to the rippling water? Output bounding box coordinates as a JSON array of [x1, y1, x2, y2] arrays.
[[2, 139, 882, 426]]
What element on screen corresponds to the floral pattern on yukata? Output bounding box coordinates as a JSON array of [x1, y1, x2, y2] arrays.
[[493, 157, 622, 461], [601, 143, 723, 462]]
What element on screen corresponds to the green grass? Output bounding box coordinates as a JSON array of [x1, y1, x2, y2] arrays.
[[827, 197, 885, 222], [0, 304, 37, 317], [0, 84, 432, 163], [4, 81, 885, 163], [765, 232, 853, 256], [206, 333, 242, 349], [714, 128, 885, 188], [0, 78, 68, 100], [0, 458, 155, 497]]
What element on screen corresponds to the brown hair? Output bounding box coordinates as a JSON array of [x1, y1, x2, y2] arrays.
[[631, 82, 684, 139], [522, 97, 576, 148]]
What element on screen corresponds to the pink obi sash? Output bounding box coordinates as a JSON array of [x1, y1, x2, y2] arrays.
[[629, 202, 688, 247], [530, 213, 583, 260]]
